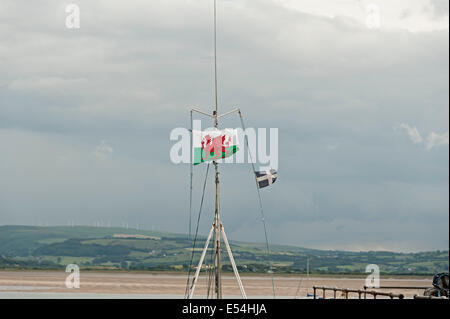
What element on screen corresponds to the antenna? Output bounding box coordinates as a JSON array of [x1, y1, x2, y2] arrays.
[[214, 0, 219, 117], [212, 0, 222, 299], [187, 0, 246, 300]]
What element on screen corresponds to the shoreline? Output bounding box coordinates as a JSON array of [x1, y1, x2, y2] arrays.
[[0, 269, 433, 279], [0, 270, 432, 299]]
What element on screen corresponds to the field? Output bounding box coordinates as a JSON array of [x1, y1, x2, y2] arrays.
[[0, 225, 448, 276]]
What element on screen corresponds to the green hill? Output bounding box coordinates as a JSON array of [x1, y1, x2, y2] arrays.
[[0, 225, 447, 275]]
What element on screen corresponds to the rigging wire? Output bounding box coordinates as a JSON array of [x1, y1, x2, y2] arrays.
[[189, 110, 193, 240], [187, 0, 276, 300], [295, 257, 311, 298], [206, 242, 215, 298], [238, 110, 277, 298], [294, 278, 303, 299], [184, 163, 211, 298]]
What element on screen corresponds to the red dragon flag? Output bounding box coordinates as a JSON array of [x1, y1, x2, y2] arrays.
[[192, 129, 239, 165]]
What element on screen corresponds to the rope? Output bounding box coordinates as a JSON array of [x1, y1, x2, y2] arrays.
[[189, 110, 193, 240], [206, 242, 215, 299], [184, 163, 211, 298], [238, 110, 276, 298], [294, 278, 303, 299], [295, 258, 311, 298], [433, 272, 449, 296]]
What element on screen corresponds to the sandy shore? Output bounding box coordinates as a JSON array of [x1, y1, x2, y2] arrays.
[[0, 271, 432, 299]]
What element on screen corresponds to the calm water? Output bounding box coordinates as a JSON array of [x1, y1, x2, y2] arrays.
[[0, 287, 295, 299], [0, 291, 183, 299]]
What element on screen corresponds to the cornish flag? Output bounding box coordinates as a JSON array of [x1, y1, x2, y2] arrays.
[[255, 169, 278, 189]]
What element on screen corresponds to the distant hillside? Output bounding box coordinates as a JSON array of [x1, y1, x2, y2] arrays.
[[0, 225, 447, 275]]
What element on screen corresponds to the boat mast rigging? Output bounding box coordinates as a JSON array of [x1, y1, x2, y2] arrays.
[[212, 0, 222, 300], [186, 0, 276, 300], [187, 0, 245, 300]]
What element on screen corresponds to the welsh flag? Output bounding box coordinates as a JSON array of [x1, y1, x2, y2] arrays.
[[193, 129, 239, 165]]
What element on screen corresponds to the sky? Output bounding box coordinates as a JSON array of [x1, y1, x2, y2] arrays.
[[0, 0, 448, 252]]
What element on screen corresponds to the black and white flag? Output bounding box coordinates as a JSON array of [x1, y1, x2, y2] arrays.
[[255, 169, 277, 189]]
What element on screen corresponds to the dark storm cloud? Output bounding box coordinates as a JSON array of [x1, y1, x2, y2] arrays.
[[0, 0, 448, 251]]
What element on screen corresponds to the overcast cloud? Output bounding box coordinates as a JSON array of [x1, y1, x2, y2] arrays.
[[0, 0, 448, 252]]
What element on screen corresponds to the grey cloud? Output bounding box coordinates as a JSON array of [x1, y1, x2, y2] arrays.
[[429, 0, 450, 18], [0, 0, 448, 251]]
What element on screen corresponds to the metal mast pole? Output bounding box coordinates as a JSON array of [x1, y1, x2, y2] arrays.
[[212, 0, 222, 299], [213, 161, 221, 299], [213, 0, 222, 299], [213, 0, 218, 115]]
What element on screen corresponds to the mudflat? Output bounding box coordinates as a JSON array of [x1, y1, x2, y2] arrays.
[[0, 270, 431, 298]]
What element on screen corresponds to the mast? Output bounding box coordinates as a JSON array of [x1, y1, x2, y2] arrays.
[[212, 0, 222, 299], [189, 0, 247, 300], [213, 161, 221, 298], [213, 0, 218, 116]]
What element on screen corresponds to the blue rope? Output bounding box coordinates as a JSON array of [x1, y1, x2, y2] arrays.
[[432, 272, 449, 296]]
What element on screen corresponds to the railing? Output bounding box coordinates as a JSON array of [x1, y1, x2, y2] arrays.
[[364, 286, 428, 290], [313, 286, 404, 299]]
